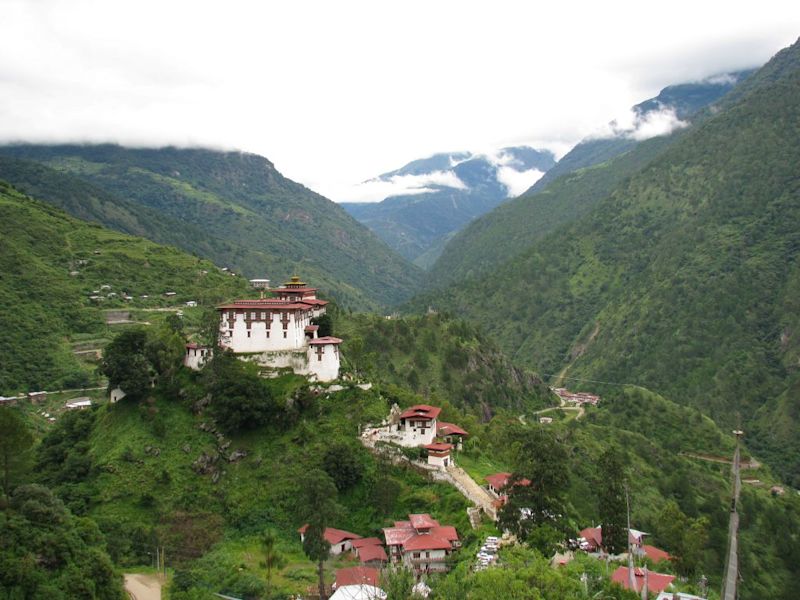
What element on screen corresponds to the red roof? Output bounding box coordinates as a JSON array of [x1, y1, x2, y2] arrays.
[[642, 544, 671, 563], [424, 443, 453, 453], [335, 567, 379, 588], [185, 342, 204, 349], [611, 567, 675, 593], [298, 525, 361, 546], [393, 520, 411, 529], [402, 534, 452, 551], [409, 514, 440, 530], [430, 525, 459, 542], [351, 537, 383, 549], [437, 422, 468, 436], [305, 325, 320, 332], [580, 526, 602, 549], [399, 405, 442, 420], [485, 472, 512, 490], [383, 526, 416, 546], [308, 336, 343, 345], [357, 545, 388, 563], [218, 301, 312, 311]]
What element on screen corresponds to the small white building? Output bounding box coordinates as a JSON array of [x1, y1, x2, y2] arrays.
[[65, 398, 92, 410], [425, 442, 454, 468], [109, 387, 126, 403], [183, 343, 211, 370]]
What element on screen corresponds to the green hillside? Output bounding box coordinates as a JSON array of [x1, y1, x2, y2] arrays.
[[428, 134, 676, 285], [428, 71, 753, 287], [0, 181, 248, 394], [9, 357, 798, 599], [414, 39, 800, 484], [336, 311, 554, 415], [0, 145, 422, 310]]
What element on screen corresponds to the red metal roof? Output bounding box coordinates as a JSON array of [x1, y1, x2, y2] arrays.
[[383, 526, 416, 546], [305, 325, 320, 332], [351, 537, 383, 549], [430, 525, 458, 541], [357, 545, 388, 563], [424, 443, 453, 453], [642, 544, 671, 563], [611, 567, 675, 593], [298, 525, 361, 546], [409, 514, 440, 530], [485, 472, 512, 490], [393, 520, 411, 529], [402, 534, 452, 551], [308, 336, 343, 345], [437, 422, 468, 436], [217, 301, 312, 311], [274, 287, 318, 294], [335, 566, 379, 588], [398, 405, 442, 420]]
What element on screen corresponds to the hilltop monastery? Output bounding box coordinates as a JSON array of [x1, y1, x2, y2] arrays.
[[184, 276, 343, 381]]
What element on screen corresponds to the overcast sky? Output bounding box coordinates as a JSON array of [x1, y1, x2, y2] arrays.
[[1, 0, 798, 202]]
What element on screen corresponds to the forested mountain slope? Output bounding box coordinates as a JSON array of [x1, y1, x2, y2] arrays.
[[428, 71, 752, 286], [0, 145, 422, 310], [0, 181, 248, 394], [414, 38, 800, 483]]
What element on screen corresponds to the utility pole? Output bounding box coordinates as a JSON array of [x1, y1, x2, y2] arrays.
[[626, 484, 636, 592]]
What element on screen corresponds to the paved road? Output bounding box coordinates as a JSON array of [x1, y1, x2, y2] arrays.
[[446, 465, 498, 521], [124, 574, 162, 600]]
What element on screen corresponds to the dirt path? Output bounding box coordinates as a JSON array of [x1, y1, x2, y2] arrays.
[[446, 465, 497, 518], [124, 574, 162, 600], [680, 452, 761, 469]]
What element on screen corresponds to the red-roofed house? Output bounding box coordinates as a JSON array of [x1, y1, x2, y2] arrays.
[[424, 442, 454, 468], [485, 473, 512, 495], [382, 513, 459, 573], [392, 405, 441, 446], [437, 422, 468, 449], [356, 544, 388, 567], [298, 525, 362, 555], [335, 566, 379, 589], [578, 525, 648, 553], [638, 544, 671, 564], [216, 275, 341, 381], [611, 567, 675, 594]]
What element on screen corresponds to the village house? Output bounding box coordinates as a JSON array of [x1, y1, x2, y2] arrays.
[[65, 398, 92, 410], [350, 538, 388, 567], [183, 343, 211, 370], [382, 514, 460, 574], [485, 472, 532, 507], [578, 525, 649, 554], [392, 405, 441, 447], [436, 422, 468, 449], [424, 442, 454, 468], [216, 276, 342, 382], [552, 387, 601, 406], [334, 566, 380, 590], [611, 566, 675, 595], [298, 525, 362, 556]]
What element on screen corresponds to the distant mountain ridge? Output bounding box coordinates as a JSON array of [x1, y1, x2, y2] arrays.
[[428, 69, 755, 286], [341, 146, 555, 266], [0, 144, 422, 310]]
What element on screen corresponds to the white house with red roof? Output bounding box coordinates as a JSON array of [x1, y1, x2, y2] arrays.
[[217, 276, 342, 381], [393, 405, 442, 447], [298, 525, 362, 556], [382, 513, 460, 574]]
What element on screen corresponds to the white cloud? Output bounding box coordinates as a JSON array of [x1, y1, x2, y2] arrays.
[[496, 167, 545, 197], [344, 170, 468, 203], [0, 0, 798, 201], [589, 105, 689, 142]]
